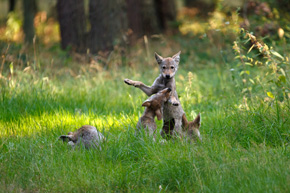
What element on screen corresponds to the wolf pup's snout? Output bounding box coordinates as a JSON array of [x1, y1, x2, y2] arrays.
[[165, 75, 170, 79]]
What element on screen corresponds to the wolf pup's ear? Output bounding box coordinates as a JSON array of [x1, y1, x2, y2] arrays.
[[155, 52, 164, 64], [193, 113, 201, 129], [172, 51, 181, 64], [142, 100, 151, 107]]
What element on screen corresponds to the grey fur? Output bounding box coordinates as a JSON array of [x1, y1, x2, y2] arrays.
[[124, 51, 181, 106], [124, 51, 186, 137], [59, 125, 105, 149], [136, 88, 171, 139], [161, 96, 185, 138]]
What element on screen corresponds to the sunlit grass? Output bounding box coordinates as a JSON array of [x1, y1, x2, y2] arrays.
[[0, 111, 138, 137], [1, 1, 290, 190], [0, 40, 290, 192]]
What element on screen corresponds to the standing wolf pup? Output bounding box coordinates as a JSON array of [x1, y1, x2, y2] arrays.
[[124, 51, 187, 138], [136, 88, 172, 139], [124, 51, 181, 106]]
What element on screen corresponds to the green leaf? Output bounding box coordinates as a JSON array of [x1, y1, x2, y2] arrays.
[[249, 78, 255, 84], [278, 75, 286, 83], [242, 88, 248, 93], [247, 44, 255, 54], [280, 68, 286, 76], [245, 62, 253, 66], [267, 92, 275, 99], [244, 38, 251, 44], [239, 71, 250, 76], [9, 62, 13, 75], [270, 50, 284, 60], [284, 32, 290, 38]]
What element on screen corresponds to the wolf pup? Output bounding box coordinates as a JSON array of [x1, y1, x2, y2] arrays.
[[124, 51, 186, 137], [59, 125, 105, 149], [124, 51, 181, 106], [136, 88, 172, 139], [161, 113, 201, 141], [182, 113, 202, 141]]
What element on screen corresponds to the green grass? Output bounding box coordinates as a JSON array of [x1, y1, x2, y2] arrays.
[[0, 43, 290, 192]]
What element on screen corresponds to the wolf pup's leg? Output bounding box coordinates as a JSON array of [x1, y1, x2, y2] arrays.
[[160, 119, 175, 139], [124, 79, 155, 96], [124, 79, 145, 87], [172, 119, 183, 138]]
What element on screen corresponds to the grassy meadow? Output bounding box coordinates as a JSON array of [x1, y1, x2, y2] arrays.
[[0, 34, 290, 193]]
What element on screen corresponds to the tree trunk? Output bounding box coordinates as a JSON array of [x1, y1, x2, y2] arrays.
[[9, 0, 16, 12], [57, 0, 86, 52], [89, 0, 127, 53], [126, 0, 177, 43], [126, 0, 161, 42], [155, 0, 177, 32], [126, 0, 143, 42], [141, 0, 160, 35], [184, 0, 216, 17], [185, 0, 198, 7], [23, 0, 37, 44]]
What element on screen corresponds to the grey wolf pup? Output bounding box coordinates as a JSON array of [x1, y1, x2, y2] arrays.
[[124, 51, 181, 106], [136, 88, 172, 139], [59, 125, 105, 149], [162, 113, 202, 141], [124, 51, 186, 137], [182, 113, 202, 141]]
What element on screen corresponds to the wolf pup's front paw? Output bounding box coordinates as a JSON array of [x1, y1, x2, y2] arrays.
[[169, 98, 179, 106], [124, 79, 133, 85], [124, 79, 143, 87], [172, 101, 179, 106]]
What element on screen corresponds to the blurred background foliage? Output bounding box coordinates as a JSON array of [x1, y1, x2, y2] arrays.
[[0, 0, 289, 101], [0, 0, 289, 48], [0, 3, 290, 191]]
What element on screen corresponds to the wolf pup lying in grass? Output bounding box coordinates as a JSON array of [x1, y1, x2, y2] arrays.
[[136, 88, 172, 139], [59, 125, 105, 149]]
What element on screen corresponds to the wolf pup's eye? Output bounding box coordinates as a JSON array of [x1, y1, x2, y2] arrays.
[[170, 66, 174, 69], [162, 66, 166, 69]]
